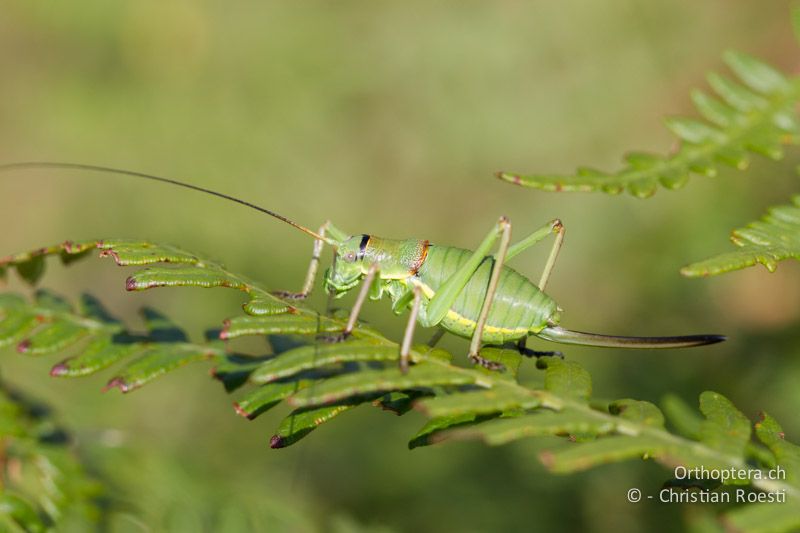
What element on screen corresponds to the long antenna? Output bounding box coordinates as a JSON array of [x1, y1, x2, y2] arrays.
[[0, 162, 337, 245]]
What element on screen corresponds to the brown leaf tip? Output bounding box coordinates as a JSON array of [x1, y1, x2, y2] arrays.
[[50, 363, 68, 377], [16, 339, 31, 353], [103, 377, 130, 393], [269, 435, 285, 449], [220, 320, 232, 340], [233, 402, 251, 419], [99, 248, 122, 264], [539, 450, 555, 469], [125, 276, 138, 291], [372, 398, 402, 416]]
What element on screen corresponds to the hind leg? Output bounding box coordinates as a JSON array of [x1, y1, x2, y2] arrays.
[[468, 219, 513, 370], [505, 219, 565, 291]]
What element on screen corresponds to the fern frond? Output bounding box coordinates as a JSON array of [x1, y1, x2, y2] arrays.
[[497, 51, 800, 198], [682, 195, 800, 276], [0, 288, 222, 391], [1, 239, 799, 530]]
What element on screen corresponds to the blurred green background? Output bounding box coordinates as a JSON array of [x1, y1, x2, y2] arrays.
[[1, 1, 799, 531]]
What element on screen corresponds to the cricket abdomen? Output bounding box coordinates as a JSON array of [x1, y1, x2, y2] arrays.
[[414, 245, 559, 344]]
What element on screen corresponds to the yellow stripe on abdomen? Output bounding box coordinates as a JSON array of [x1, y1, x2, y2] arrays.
[[444, 309, 528, 337], [411, 278, 529, 341]]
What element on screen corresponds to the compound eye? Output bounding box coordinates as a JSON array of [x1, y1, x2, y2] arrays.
[[343, 252, 356, 263]]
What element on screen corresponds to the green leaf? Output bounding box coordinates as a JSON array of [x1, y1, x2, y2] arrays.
[[50, 337, 144, 377], [98, 240, 200, 266], [141, 307, 188, 342], [270, 403, 361, 449], [755, 412, 800, 485], [665, 117, 722, 144], [15, 256, 46, 285], [609, 399, 665, 428], [33, 290, 74, 314], [474, 347, 522, 380], [699, 391, 751, 461], [104, 344, 218, 393], [211, 353, 273, 390], [0, 308, 41, 349], [374, 390, 427, 416], [497, 51, 800, 197], [538, 357, 592, 401], [126, 266, 248, 291], [249, 342, 399, 384], [287, 364, 477, 408], [243, 295, 293, 316], [233, 380, 314, 420], [459, 409, 615, 446], [707, 72, 767, 113], [691, 88, 738, 128], [408, 413, 480, 449], [662, 393, 703, 439], [682, 195, 800, 276], [539, 435, 666, 473], [221, 314, 341, 339], [17, 322, 88, 355], [416, 388, 539, 418], [724, 50, 791, 96]]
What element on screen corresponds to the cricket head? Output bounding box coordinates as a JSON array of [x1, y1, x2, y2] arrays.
[[324, 234, 369, 297], [323, 234, 430, 298]]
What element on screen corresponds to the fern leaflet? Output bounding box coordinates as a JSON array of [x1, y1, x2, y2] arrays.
[[682, 194, 800, 276], [497, 51, 800, 198]]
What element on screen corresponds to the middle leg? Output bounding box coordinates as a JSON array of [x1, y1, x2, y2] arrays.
[[273, 221, 332, 299]]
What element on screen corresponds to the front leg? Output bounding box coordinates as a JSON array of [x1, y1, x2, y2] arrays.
[[273, 221, 343, 300], [318, 262, 380, 343]]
